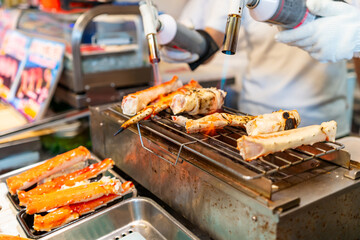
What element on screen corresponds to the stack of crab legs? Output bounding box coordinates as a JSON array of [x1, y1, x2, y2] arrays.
[[6, 146, 134, 232], [115, 76, 243, 135], [114, 77, 202, 135], [116, 75, 338, 161]]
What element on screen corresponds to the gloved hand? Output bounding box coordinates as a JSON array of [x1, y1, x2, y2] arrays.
[[275, 0, 360, 62], [160, 46, 199, 63]]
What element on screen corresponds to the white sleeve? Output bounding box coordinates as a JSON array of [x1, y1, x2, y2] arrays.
[[178, 0, 229, 33], [204, 0, 230, 33], [178, 0, 207, 29], [348, 0, 360, 7]]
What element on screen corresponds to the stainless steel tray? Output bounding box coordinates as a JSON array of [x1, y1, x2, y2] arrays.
[[39, 197, 198, 240], [0, 153, 137, 239], [17, 193, 133, 239]]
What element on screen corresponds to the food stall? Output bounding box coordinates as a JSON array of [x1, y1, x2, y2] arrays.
[[0, 1, 360, 240]]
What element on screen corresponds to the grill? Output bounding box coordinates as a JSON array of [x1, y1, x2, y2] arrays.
[[108, 105, 348, 199], [91, 103, 360, 240]]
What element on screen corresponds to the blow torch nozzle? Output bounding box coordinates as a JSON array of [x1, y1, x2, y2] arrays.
[[139, 1, 161, 63], [222, 14, 241, 55], [146, 33, 160, 63], [222, 0, 246, 55]]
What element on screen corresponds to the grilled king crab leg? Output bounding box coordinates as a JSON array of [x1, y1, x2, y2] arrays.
[[26, 177, 123, 215], [18, 158, 115, 206], [170, 88, 227, 115], [245, 110, 300, 136], [121, 76, 182, 116], [172, 113, 256, 133], [114, 80, 202, 135], [172, 110, 300, 135], [33, 181, 134, 232], [6, 146, 91, 195], [237, 120, 337, 161]]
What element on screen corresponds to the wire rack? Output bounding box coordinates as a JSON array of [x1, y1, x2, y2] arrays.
[[113, 105, 345, 181]]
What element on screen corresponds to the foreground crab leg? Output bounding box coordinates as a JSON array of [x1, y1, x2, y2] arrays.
[[33, 181, 134, 232], [121, 75, 182, 116], [18, 158, 115, 206], [114, 80, 201, 135], [6, 146, 91, 195], [237, 120, 337, 161], [26, 177, 123, 215]]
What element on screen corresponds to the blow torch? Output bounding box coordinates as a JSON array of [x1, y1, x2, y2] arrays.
[[223, 0, 316, 55], [139, 1, 160, 64], [139, 0, 219, 71]]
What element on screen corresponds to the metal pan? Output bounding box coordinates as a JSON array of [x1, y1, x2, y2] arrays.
[[36, 197, 198, 240], [0, 153, 136, 239], [17, 193, 133, 239]]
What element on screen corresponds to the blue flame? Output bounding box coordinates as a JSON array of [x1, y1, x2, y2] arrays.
[[220, 55, 231, 90]]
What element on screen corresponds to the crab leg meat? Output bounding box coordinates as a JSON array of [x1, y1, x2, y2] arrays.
[[18, 158, 115, 206], [116, 80, 201, 134], [121, 76, 182, 116], [172, 110, 299, 135], [26, 177, 122, 215], [172, 113, 256, 133], [6, 146, 91, 195], [33, 181, 134, 232], [170, 88, 226, 115], [245, 110, 301, 136], [122, 80, 201, 129], [237, 121, 337, 161], [171, 115, 190, 128]]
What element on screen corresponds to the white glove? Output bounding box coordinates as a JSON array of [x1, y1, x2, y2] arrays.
[[275, 0, 360, 62], [160, 46, 199, 63]]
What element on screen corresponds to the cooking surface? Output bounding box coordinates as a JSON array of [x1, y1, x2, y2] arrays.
[[110, 105, 345, 178], [108, 105, 350, 200]]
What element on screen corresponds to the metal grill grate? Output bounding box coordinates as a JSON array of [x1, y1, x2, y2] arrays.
[[112, 105, 345, 181]]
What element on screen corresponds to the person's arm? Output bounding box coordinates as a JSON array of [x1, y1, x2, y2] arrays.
[[205, 27, 224, 48], [275, 0, 360, 62], [160, 0, 227, 65]]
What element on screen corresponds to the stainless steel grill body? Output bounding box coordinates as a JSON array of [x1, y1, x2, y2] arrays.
[[90, 104, 360, 240]]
